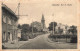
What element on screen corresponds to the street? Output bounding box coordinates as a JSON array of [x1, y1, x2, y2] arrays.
[[2, 2, 78, 49], [19, 34, 77, 49]]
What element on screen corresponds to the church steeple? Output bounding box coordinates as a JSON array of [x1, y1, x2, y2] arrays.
[[41, 14, 45, 29], [42, 14, 45, 21]]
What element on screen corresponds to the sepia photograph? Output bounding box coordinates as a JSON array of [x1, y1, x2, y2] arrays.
[[2, 0, 77, 49]]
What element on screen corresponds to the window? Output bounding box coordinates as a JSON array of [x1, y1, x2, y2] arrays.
[[8, 17, 12, 25], [3, 32, 6, 41], [3, 15, 6, 23]]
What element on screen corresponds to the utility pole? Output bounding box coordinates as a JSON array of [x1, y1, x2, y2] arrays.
[[15, 3, 28, 17], [32, 19, 34, 36], [14, 2, 29, 48], [17, 3, 20, 42], [65, 24, 68, 42], [15, 3, 28, 41], [52, 22, 54, 35], [18, 3, 20, 18], [52, 14, 57, 42], [52, 14, 54, 35]]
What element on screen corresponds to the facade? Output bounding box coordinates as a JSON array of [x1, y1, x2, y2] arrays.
[[2, 4, 18, 43]]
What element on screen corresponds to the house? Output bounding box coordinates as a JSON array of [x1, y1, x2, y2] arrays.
[[2, 4, 18, 43], [55, 23, 70, 34]]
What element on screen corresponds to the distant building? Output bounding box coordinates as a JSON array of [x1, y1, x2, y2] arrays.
[[41, 14, 48, 32], [55, 23, 70, 34], [31, 21, 42, 31], [41, 14, 46, 29], [31, 14, 48, 32], [2, 4, 18, 43]]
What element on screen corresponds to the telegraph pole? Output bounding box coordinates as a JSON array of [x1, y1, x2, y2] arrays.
[[15, 3, 28, 17], [65, 24, 68, 42], [18, 3, 20, 18], [52, 14, 57, 41], [15, 3, 28, 41], [52, 14, 54, 35], [14, 2, 28, 48], [17, 3, 20, 42], [32, 19, 34, 36], [52, 22, 54, 35], [17, 2, 20, 49]]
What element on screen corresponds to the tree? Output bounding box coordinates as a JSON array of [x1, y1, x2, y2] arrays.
[[69, 25, 77, 43], [48, 22, 57, 32], [21, 24, 30, 41], [29, 26, 38, 33], [70, 25, 77, 35], [21, 24, 30, 33]]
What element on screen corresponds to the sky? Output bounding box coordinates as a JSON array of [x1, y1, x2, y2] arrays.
[[3, 0, 78, 27]]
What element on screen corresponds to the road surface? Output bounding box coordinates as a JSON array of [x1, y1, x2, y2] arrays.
[[19, 34, 77, 49]]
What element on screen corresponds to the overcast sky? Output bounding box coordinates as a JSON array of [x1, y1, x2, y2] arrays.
[[3, 0, 78, 27]]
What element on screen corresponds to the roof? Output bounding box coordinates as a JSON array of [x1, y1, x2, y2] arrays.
[[2, 4, 18, 21], [42, 14, 45, 20]]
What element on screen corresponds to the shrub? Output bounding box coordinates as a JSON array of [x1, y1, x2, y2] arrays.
[[20, 34, 29, 41], [49, 34, 77, 43], [28, 34, 34, 39], [70, 36, 77, 43]]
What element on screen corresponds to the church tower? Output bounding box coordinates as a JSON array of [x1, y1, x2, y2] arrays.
[[41, 14, 46, 30]]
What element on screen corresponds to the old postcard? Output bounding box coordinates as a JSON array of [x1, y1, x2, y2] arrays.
[[0, 0, 79, 51]]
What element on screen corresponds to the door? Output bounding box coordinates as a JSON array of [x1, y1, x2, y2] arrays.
[[8, 32, 12, 42]]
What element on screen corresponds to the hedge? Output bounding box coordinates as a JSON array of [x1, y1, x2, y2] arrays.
[[49, 34, 77, 43]]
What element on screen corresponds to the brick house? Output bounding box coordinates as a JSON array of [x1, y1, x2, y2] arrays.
[[2, 4, 18, 43]]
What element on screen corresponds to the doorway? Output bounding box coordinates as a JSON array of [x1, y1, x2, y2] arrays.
[[8, 32, 12, 42]]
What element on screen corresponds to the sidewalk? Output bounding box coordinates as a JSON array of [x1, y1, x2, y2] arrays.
[[3, 41, 28, 49], [2, 35, 41, 49]]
